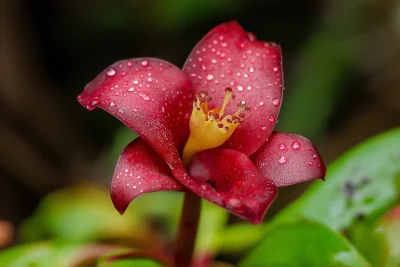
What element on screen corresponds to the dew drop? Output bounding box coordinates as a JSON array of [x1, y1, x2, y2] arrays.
[[128, 87, 135, 92], [279, 143, 286, 150], [118, 108, 124, 114], [291, 142, 301, 150], [110, 102, 115, 107], [201, 63, 207, 71], [259, 101, 264, 106], [308, 161, 314, 166], [261, 126, 267, 131], [247, 32, 256, 42], [206, 74, 214, 81], [90, 100, 99, 106], [272, 98, 280, 106], [237, 85, 244, 92], [273, 66, 279, 72], [249, 67, 255, 73], [268, 115, 275, 122], [133, 79, 139, 85], [126, 61, 133, 67], [141, 59, 149, 67], [247, 85, 252, 91], [106, 67, 116, 76], [139, 93, 150, 101], [278, 155, 287, 164]]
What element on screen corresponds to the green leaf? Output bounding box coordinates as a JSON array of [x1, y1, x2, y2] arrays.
[[238, 221, 370, 267], [21, 185, 144, 243], [351, 206, 400, 267], [0, 242, 83, 267], [219, 223, 265, 253], [98, 257, 162, 267], [269, 128, 400, 232]]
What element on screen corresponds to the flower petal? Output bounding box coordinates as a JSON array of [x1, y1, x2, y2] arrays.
[[111, 138, 184, 214], [188, 148, 278, 223], [77, 58, 193, 165], [251, 132, 326, 187], [183, 21, 283, 156]]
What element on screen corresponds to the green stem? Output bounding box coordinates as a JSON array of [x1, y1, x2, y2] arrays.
[[174, 192, 202, 267]]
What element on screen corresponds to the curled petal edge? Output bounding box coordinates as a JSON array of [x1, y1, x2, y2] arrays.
[[251, 131, 326, 187], [110, 138, 185, 214]]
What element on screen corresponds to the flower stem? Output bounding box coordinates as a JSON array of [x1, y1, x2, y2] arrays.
[[174, 192, 201, 267]]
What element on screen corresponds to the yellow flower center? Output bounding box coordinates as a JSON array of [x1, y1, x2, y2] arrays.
[[182, 88, 249, 166]]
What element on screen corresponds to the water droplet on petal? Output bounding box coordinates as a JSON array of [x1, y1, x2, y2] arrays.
[[273, 66, 279, 72], [272, 98, 280, 106], [308, 161, 314, 166], [268, 115, 275, 122], [291, 142, 301, 150], [128, 87, 135, 92], [106, 67, 116, 76], [247, 32, 256, 42], [237, 85, 244, 92], [141, 60, 149, 67], [139, 93, 150, 101], [206, 74, 214, 81], [279, 143, 286, 150], [278, 155, 287, 164]]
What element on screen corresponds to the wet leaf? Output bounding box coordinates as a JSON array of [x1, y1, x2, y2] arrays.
[[269, 128, 400, 231], [238, 221, 370, 267]]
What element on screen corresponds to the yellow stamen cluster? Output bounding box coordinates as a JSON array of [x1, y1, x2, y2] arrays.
[[182, 88, 249, 166]]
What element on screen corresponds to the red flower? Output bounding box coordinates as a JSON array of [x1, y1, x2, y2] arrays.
[[77, 21, 325, 223]]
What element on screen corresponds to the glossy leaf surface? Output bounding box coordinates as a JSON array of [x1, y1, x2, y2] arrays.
[[238, 221, 370, 267]]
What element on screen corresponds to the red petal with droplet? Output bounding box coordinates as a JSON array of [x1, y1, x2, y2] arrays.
[[77, 58, 193, 165], [251, 132, 326, 187], [183, 21, 283, 156], [188, 148, 278, 223], [111, 138, 184, 214]]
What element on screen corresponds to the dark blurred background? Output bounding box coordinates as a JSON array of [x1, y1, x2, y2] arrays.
[[1, 0, 399, 246]]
